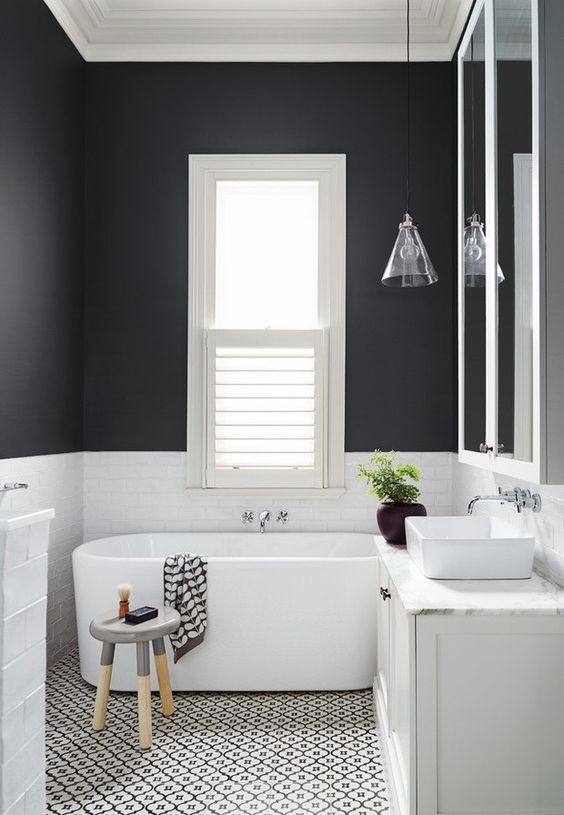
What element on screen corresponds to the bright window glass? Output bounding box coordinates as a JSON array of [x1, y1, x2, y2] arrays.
[[215, 181, 319, 329]]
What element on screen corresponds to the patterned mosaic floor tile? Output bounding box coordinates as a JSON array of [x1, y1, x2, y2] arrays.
[[46, 652, 390, 815]]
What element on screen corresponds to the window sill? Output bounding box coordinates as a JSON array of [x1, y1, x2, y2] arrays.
[[184, 487, 346, 499]]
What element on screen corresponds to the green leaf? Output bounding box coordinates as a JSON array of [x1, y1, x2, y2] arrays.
[[356, 450, 421, 504]]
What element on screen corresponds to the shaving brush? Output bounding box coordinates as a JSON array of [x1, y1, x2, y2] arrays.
[[117, 583, 132, 619]]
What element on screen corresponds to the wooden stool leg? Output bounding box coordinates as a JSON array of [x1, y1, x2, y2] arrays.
[[136, 641, 152, 750], [92, 642, 115, 731], [152, 637, 174, 717]]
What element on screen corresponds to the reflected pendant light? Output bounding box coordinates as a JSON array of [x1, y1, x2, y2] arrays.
[[464, 35, 504, 287], [381, 0, 438, 288]]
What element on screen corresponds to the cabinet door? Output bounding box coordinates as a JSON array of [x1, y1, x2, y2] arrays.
[[375, 561, 390, 733], [388, 581, 416, 815], [458, 0, 542, 481], [417, 615, 564, 815]]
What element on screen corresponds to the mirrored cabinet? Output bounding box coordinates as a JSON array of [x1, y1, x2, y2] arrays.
[[458, 0, 564, 484]]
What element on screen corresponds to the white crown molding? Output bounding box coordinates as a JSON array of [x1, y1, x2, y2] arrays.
[[42, 0, 89, 57], [446, 0, 475, 55], [43, 0, 474, 62], [81, 41, 455, 62]]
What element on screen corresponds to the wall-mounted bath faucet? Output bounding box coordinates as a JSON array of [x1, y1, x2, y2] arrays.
[[242, 509, 288, 531], [467, 486, 542, 515], [0, 482, 29, 492], [259, 511, 272, 533]]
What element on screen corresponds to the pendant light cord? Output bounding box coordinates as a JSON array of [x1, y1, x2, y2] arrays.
[[406, 0, 411, 215]]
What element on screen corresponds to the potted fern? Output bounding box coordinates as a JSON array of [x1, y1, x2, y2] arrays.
[[357, 450, 427, 546]]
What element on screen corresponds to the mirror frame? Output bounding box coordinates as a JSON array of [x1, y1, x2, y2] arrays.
[[457, 0, 541, 482]]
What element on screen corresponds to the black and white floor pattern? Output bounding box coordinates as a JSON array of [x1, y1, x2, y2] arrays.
[[46, 652, 390, 814]]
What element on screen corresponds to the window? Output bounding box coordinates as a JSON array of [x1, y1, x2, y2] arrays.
[[187, 154, 346, 493]]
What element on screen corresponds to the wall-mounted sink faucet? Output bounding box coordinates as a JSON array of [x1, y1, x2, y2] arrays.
[[467, 487, 542, 515], [0, 482, 29, 493]]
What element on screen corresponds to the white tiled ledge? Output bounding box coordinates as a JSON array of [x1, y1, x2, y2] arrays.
[[184, 487, 347, 499], [0, 508, 54, 532]]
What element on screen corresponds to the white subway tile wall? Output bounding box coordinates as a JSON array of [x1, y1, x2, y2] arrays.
[[4, 449, 564, 677], [83, 451, 454, 541], [0, 517, 51, 815], [0, 454, 83, 666], [452, 461, 564, 587]]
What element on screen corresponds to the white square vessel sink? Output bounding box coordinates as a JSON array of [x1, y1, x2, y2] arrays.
[[405, 516, 535, 579]]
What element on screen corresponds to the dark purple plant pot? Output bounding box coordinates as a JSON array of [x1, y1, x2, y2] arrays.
[[377, 502, 427, 546]]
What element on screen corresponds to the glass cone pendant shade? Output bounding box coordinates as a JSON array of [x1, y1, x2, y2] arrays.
[[463, 212, 504, 287], [381, 213, 438, 287]]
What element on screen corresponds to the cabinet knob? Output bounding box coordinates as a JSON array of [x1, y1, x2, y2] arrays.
[[380, 586, 391, 601], [479, 443, 494, 453]]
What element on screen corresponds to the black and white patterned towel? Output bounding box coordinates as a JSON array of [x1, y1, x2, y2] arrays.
[[163, 554, 208, 663]]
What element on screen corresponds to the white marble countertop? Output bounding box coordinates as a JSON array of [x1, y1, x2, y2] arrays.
[[375, 536, 564, 615]]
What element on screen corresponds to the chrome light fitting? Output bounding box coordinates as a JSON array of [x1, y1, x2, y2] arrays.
[[463, 35, 504, 287], [381, 0, 438, 288]]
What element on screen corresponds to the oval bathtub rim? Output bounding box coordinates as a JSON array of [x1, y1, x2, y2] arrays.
[[72, 552, 380, 564]]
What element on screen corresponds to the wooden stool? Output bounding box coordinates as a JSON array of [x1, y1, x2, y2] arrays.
[[89, 607, 180, 750]]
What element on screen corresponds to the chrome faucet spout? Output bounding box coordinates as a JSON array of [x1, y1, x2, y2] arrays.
[[467, 495, 505, 515], [259, 510, 272, 533]]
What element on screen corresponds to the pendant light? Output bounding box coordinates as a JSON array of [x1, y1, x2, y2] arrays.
[[463, 35, 504, 287], [382, 0, 438, 288]]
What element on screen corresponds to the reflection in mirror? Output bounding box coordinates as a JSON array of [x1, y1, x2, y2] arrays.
[[462, 8, 487, 453], [496, 0, 533, 462], [463, 22, 503, 288]]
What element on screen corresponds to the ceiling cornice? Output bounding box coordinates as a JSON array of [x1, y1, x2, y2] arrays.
[[43, 0, 474, 62]]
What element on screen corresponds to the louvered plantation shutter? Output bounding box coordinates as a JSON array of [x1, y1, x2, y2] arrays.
[[206, 329, 325, 488]]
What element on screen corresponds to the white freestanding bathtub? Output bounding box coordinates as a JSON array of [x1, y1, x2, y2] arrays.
[[73, 532, 379, 691]]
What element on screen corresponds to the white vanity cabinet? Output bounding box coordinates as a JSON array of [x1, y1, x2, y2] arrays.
[[375, 539, 564, 815], [375, 560, 416, 815]]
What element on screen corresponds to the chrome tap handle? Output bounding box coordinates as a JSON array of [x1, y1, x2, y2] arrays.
[[241, 510, 255, 524], [276, 510, 288, 524], [515, 488, 542, 513]]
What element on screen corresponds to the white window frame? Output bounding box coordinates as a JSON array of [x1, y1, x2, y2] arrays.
[[187, 154, 346, 496]]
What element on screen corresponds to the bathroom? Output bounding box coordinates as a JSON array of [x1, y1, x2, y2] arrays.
[[1, 0, 564, 812]]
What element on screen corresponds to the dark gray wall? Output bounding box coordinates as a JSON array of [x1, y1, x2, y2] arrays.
[[84, 62, 456, 452], [0, 0, 84, 458]]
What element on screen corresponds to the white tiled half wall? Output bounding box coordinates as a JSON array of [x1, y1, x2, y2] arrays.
[[0, 514, 51, 815], [0, 454, 83, 666], [452, 461, 564, 586], [83, 451, 453, 541]]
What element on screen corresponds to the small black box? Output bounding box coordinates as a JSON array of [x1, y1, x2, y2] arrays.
[[124, 606, 159, 625]]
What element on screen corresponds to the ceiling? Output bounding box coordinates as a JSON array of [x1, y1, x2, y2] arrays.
[[43, 0, 474, 62]]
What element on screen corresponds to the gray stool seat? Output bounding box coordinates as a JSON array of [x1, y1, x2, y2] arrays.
[[89, 606, 180, 750], [89, 607, 180, 644]]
